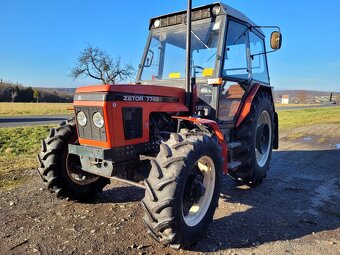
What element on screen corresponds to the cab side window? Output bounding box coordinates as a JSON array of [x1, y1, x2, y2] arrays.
[[249, 31, 269, 83], [223, 20, 248, 80]]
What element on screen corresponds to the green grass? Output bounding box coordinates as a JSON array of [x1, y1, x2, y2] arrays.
[[0, 125, 52, 190], [0, 102, 72, 116], [275, 103, 322, 108], [278, 106, 340, 131], [0, 125, 50, 156]]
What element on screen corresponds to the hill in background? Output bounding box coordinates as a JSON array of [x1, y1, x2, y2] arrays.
[[1, 78, 338, 104], [33, 87, 75, 102], [0, 80, 74, 103], [273, 90, 337, 104]]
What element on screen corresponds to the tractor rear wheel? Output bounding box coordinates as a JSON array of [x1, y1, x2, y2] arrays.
[[37, 119, 109, 200], [142, 130, 222, 248], [229, 91, 275, 186]]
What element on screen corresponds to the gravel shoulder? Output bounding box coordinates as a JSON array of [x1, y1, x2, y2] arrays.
[[0, 123, 339, 255]]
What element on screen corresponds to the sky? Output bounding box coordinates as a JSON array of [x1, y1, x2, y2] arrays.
[[0, 0, 339, 92]]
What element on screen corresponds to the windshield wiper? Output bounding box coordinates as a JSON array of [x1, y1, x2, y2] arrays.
[[191, 31, 211, 51]]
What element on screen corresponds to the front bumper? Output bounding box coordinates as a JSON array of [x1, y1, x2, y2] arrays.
[[68, 141, 158, 162], [68, 141, 159, 177]]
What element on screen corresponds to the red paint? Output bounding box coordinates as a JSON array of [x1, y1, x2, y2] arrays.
[[235, 84, 260, 128], [74, 84, 188, 148], [75, 84, 185, 99]]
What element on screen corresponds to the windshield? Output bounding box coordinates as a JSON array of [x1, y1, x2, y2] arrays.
[[139, 17, 223, 85]]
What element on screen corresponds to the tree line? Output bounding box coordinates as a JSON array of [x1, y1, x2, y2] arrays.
[[0, 79, 73, 103]]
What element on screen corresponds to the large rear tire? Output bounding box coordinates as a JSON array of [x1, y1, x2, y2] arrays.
[[229, 91, 275, 186], [37, 119, 109, 200], [142, 130, 222, 249]]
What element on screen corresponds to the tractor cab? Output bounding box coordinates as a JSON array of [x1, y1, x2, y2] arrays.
[[137, 3, 281, 122]]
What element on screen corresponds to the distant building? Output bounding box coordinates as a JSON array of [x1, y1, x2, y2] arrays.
[[281, 95, 289, 104]]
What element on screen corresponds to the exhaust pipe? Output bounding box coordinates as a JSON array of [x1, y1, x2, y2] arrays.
[[185, 0, 192, 111]]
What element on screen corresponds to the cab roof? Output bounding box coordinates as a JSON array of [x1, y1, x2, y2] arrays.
[[150, 2, 261, 32]]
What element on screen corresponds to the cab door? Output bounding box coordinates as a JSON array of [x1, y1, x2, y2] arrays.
[[218, 19, 270, 124]]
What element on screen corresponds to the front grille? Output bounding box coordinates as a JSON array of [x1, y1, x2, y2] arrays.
[[75, 106, 107, 141], [123, 107, 143, 140]]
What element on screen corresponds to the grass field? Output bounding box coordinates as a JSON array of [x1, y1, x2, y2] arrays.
[[275, 103, 323, 108], [278, 106, 340, 130], [1, 106, 340, 190], [0, 102, 72, 116], [0, 125, 52, 189]]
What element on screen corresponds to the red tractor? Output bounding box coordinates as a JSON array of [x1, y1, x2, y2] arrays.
[[37, 2, 282, 248]]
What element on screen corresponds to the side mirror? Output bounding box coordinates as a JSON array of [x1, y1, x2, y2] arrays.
[[270, 31, 282, 50]]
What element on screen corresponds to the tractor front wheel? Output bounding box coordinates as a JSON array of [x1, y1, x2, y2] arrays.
[[142, 130, 222, 248], [37, 119, 109, 200]]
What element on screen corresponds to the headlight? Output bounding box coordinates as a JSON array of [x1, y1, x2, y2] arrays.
[[153, 19, 161, 28], [76, 111, 87, 126], [212, 5, 221, 15], [92, 112, 104, 128]]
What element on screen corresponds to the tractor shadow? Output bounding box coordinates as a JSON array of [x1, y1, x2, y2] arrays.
[[90, 185, 145, 204], [191, 149, 340, 252], [88, 159, 151, 204]]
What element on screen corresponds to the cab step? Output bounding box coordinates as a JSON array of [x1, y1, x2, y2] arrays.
[[228, 160, 241, 171], [228, 142, 241, 150]]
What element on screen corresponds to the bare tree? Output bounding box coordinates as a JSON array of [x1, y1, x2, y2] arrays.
[[70, 46, 135, 84], [11, 86, 19, 102], [297, 90, 308, 104], [33, 90, 40, 103], [11, 91, 17, 102]]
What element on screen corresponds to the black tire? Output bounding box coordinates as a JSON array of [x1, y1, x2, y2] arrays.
[[142, 130, 222, 249], [37, 118, 109, 200], [229, 91, 275, 186]]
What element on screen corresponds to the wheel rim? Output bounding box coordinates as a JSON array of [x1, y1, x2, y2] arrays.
[[255, 111, 272, 167], [64, 139, 101, 185], [182, 156, 216, 227]]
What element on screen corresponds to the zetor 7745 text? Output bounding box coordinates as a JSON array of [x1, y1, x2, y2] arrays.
[[37, 2, 282, 249]]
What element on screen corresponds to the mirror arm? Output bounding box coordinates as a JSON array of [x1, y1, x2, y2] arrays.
[[251, 49, 277, 59], [251, 25, 281, 33]]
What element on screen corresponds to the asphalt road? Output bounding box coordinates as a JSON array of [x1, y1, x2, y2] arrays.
[[0, 114, 72, 128]]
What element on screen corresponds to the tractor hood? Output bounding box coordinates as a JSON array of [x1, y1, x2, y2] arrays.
[[74, 84, 186, 104]]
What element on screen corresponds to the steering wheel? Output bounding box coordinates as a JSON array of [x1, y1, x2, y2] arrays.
[[192, 65, 205, 76]]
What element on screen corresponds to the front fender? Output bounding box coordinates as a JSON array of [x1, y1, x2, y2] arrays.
[[173, 116, 228, 174]]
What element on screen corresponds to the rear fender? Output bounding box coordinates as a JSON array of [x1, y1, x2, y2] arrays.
[[173, 116, 228, 174], [235, 84, 260, 128], [235, 84, 278, 149], [274, 112, 279, 149]]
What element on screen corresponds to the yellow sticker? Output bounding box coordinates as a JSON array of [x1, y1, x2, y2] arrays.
[[168, 72, 181, 79], [203, 68, 214, 77]]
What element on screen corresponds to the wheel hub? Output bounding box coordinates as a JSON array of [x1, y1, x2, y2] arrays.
[[256, 123, 269, 154], [66, 150, 100, 185], [182, 155, 216, 227], [184, 174, 206, 203], [255, 110, 272, 167]]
